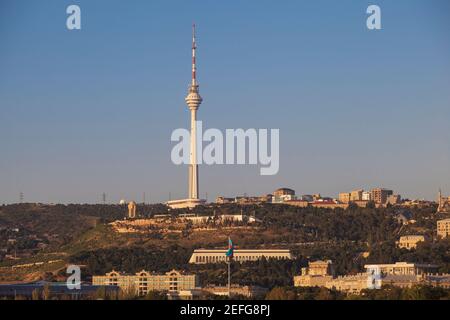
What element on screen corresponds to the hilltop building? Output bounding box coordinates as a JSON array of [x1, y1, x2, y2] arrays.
[[189, 249, 293, 264], [437, 190, 450, 213], [370, 188, 393, 205], [272, 188, 296, 203], [127, 201, 136, 219], [437, 219, 450, 238], [396, 235, 425, 250]]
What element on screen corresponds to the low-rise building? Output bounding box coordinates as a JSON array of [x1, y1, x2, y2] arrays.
[[310, 201, 348, 209], [294, 260, 334, 288], [294, 261, 441, 295], [272, 188, 296, 203], [284, 200, 309, 208], [396, 235, 425, 250], [364, 262, 438, 276], [92, 269, 198, 296], [202, 285, 268, 298], [325, 274, 368, 295], [216, 197, 234, 204], [189, 249, 293, 264]]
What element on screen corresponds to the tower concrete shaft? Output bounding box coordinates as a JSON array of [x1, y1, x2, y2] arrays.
[[185, 24, 202, 199], [189, 109, 199, 199]]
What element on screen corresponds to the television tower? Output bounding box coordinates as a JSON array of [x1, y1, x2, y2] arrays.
[[185, 23, 203, 199]]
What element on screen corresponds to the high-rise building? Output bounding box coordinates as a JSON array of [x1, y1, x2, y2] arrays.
[[437, 219, 450, 238], [350, 189, 363, 201], [338, 193, 351, 204], [371, 188, 393, 204], [362, 191, 371, 201]]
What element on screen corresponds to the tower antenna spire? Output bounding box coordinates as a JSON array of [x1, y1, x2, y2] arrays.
[[192, 23, 197, 86]]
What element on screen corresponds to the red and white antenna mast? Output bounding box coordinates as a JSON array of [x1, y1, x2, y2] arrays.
[[191, 23, 197, 86]]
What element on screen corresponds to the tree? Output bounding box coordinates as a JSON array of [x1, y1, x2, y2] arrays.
[[144, 290, 167, 300], [265, 287, 296, 300], [42, 283, 51, 300], [31, 289, 41, 300]]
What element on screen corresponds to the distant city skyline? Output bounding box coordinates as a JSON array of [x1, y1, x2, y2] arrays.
[[1, 0, 450, 204]]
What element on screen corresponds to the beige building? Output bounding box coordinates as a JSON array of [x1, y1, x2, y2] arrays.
[[127, 201, 136, 219], [92, 269, 198, 296], [396, 235, 425, 250], [437, 190, 450, 213], [294, 261, 439, 295], [387, 194, 401, 205], [273, 188, 295, 197], [166, 198, 206, 209], [350, 190, 364, 201], [338, 193, 351, 204], [284, 200, 309, 208], [437, 218, 450, 238], [272, 188, 296, 203], [364, 262, 438, 276], [325, 274, 368, 295], [371, 188, 393, 204], [189, 249, 293, 264], [339, 190, 364, 204], [362, 191, 371, 201], [202, 285, 268, 298], [310, 202, 349, 209], [294, 260, 334, 287]]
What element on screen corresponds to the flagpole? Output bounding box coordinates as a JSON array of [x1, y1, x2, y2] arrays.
[[227, 258, 231, 297], [226, 237, 233, 298]]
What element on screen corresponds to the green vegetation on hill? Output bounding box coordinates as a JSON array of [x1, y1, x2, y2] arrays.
[[1, 202, 449, 287]]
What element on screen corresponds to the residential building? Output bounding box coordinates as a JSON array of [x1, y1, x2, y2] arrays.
[[396, 235, 425, 250], [284, 200, 309, 208], [437, 219, 450, 238], [216, 197, 234, 204], [350, 190, 364, 201], [272, 188, 296, 203], [371, 188, 393, 205], [338, 193, 351, 204], [299, 195, 314, 202], [273, 188, 295, 197], [387, 194, 401, 205], [362, 191, 371, 201], [92, 269, 198, 296]]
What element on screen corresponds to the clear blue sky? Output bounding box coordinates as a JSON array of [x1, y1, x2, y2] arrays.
[[1, 0, 449, 204]]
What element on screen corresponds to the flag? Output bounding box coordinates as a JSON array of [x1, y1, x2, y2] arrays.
[[225, 237, 234, 258]]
